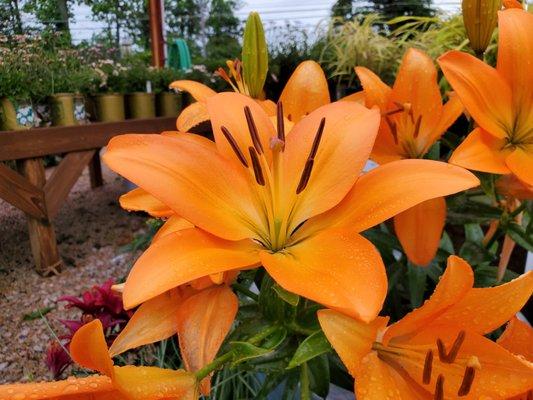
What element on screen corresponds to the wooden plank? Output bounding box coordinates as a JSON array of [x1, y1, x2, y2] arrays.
[[0, 116, 176, 161], [44, 150, 96, 219], [18, 158, 61, 276], [88, 150, 104, 188], [0, 162, 47, 219]]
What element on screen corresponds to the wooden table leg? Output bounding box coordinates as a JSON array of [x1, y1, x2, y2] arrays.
[[18, 158, 62, 276], [89, 149, 103, 188]]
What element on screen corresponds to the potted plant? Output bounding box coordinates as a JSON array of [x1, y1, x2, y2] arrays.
[[0, 34, 52, 130], [123, 58, 156, 119], [91, 59, 128, 122], [151, 67, 183, 117]]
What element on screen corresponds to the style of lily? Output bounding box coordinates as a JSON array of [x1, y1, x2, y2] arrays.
[[439, 8, 533, 186], [104, 90, 479, 324], [108, 260, 238, 395], [0, 319, 198, 400], [354, 47, 464, 267], [169, 59, 330, 132], [319, 255, 533, 399]]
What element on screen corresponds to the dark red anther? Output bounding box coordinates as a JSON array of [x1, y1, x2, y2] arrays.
[[434, 374, 444, 400], [244, 106, 264, 154], [385, 116, 399, 145], [458, 366, 475, 396], [248, 146, 265, 186], [423, 349, 433, 385], [413, 115, 423, 138], [277, 101, 285, 143], [221, 126, 248, 168]]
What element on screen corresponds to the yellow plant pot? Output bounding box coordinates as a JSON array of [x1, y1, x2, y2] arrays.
[[156, 92, 182, 117], [95, 93, 126, 122], [127, 92, 156, 119], [50, 93, 77, 126], [0, 97, 34, 130]]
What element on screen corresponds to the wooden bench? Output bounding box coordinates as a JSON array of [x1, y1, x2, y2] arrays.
[[0, 117, 176, 275]]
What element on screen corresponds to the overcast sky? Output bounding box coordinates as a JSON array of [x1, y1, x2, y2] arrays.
[[66, 0, 462, 43]]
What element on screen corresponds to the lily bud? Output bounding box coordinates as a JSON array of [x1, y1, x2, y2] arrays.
[[242, 12, 268, 99], [462, 0, 502, 54]]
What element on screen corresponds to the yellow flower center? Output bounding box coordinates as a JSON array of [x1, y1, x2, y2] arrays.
[[383, 103, 426, 159], [373, 330, 481, 399]]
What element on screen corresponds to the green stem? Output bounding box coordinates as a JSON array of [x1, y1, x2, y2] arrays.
[[300, 362, 311, 400], [248, 325, 278, 345], [508, 202, 527, 219], [195, 351, 233, 381], [232, 282, 259, 301]]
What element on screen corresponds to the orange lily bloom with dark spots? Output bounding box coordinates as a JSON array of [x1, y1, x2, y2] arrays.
[[355, 48, 464, 266], [170, 60, 330, 131], [319, 256, 533, 399], [0, 319, 198, 400], [439, 8, 533, 186], [103, 92, 479, 323]]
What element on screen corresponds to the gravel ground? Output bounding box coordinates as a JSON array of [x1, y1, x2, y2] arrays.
[[0, 162, 145, 383]]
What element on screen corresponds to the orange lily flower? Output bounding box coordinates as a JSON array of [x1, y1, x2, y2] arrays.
[[318, 255, 533, 399], [439, 8, 533, 186], [498, 317, 533, 400], [103, 91, 479, 323], [0, 319, 198, 400], [170, 60, 330, 131], [355, 48, 464, 266]]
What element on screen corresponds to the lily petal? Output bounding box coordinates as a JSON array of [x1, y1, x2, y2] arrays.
[[506, 146, 533, 186], [70, 319, 114, 378], [426, 93, 464, 148], [393, 197, 446, 267], [262, 228, 387, 322], [169, 80, 217, 102], [497, 317, 533, 361], [354, 66, 392, 110], [279, 60, 330, 123], [119, 187, 174, 218], [304, 159, 479, 235], [207, 92, 276, 165], [438, 50, 513, 139], [318, 309, 388, 375], [176, 102, 210, 132], [449, 128, 511, 174], [153, 215, 194, 243], [123, 227, 260, 309], [103, 133, 261, 241], [282, 101, 380, 232], [497, 9, 533, 106], [109, 290, 183, 357], [383, 256, 473, 345], [338, 90, 366, 104], [422, 270, 533, 337], [177, 285, 238, 395]]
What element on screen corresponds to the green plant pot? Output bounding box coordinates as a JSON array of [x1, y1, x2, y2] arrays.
[[95, 93, 126, 122], [127, 92, 156, 119], [0, 97, 34, 131], [50, 93, 76, 126], [156, 92, 182, 117]]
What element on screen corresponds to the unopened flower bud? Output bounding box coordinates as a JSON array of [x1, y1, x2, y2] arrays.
[[462, 0, 502, 54]]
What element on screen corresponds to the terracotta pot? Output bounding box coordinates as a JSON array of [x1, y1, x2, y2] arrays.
[[95, 93, 126, 122], [156, 92, 182, 117], [0, 97, 34, 130], [126, 92, 156, 119], [50, 93, 76, 126]]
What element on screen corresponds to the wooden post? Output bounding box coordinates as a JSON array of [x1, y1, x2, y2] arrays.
[[149, 0, 165, 68], [89, 150, 104, 188], [18, 158, 61, 276]]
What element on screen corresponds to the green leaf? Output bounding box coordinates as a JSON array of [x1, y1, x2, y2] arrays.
[[23, 306, 54, 321], [242, 12, 268, 98], [272, 284, 300, 306], [230, 342, 272, 366], [407, 262, 427, 308], [262, 326, 288, 350], [258, 274, 294, 322], [464, 223, 484, 243], [505, 223, 533, 252], [308, 354, 330, 398], [287, 331, 332, 369], [424, 141, 440, 160], [439, 231, 454, 254]]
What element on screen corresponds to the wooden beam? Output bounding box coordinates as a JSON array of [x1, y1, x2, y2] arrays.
[[0, 162, 46, 219], [44, 150, 96, 219], [18, 158, 61, 276], [0, 116, 176, 161], [89, 150, 104, 188], [149, 0, 165, 68]]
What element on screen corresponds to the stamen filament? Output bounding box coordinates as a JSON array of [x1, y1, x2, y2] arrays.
[[221, 126, 249, 167]]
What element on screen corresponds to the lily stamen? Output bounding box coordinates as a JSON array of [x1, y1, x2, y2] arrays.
[[248, 146, 265, 186], [296, 118, 326, 194], [277, 101, 286, 143], [385, 116, 399, 145], [423, 349, 433, 384], [220, 126, 249, 168], [458, 366, 476, 396], [434, 374, 445, 400], [437, 330, 466, 363], [244, 106, 264, 154], [413, 115, 423, 138]]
